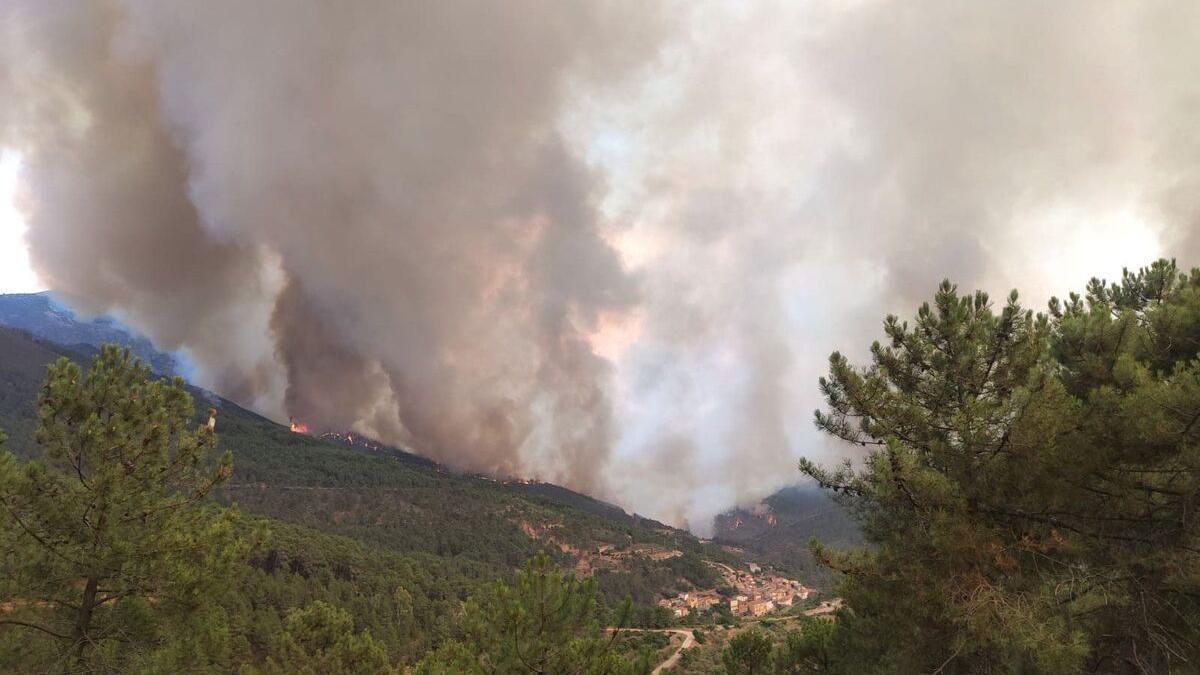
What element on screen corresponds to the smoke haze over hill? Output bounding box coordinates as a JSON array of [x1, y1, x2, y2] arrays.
[[2, 0, 1198, 530]]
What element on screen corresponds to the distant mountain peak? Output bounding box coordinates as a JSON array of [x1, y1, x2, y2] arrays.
[[0, 291, 179, 377]]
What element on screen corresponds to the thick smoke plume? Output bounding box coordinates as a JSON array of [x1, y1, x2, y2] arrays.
[[1, 0, 660, 497], [3, 1, 1200, 529]]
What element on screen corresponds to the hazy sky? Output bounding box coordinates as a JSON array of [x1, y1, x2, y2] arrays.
[[0, 1, 1191, 531]]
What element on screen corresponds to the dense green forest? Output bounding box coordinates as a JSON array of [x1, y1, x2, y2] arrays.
[[0, 326, 740, 671]]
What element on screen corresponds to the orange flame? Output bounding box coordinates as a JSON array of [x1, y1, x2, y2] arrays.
[[289, 419, 309, 434]]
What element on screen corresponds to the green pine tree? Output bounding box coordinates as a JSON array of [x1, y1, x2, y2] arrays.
[[0, 346, 242, 672], [415, 552, 650, 674], [771, 619, 836, 673], [801, 260, 1200, 673], [722, 629, 773, 674], [249, 601, 391, 675]]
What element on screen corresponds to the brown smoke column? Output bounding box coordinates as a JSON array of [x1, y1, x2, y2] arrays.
[[0, 0, 662, 497]]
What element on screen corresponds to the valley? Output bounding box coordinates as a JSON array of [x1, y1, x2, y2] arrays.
[[0, 295, 848, 668]]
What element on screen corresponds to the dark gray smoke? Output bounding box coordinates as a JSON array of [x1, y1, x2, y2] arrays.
[[3, 0, 1198, 528]]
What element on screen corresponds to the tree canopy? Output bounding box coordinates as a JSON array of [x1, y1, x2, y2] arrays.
[[251, 601, 390, 675], [0, 346, 242, 672], [802, 259, 1200, 673], [723, 629, 774, 674], [415, 552, 649, 674]]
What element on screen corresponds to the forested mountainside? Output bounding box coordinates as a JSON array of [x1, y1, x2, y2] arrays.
[[0, 325, 728, 575], [713, 485, 863, 586], [0, 292, 178, 376], [0, 323, 797, 668], [0, 295, 852, 588]]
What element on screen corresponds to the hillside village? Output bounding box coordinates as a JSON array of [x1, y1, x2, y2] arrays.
[[516, 517, 812, 621], [656, 561, 811, 619]]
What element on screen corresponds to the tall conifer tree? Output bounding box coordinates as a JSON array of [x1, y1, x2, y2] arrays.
[[802, 260, 1200, 673], [0, 346, 241, 671]]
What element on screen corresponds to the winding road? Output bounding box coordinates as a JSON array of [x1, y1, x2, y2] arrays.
[[610, 628, 697, 674], [650, 629, 695, 674]]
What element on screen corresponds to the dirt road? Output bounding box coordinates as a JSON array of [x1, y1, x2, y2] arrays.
[[610, 628, 697, 674], [651, 629, 695, 674]]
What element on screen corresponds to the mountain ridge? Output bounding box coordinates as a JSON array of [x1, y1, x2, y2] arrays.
[[0, 292, 180, 376], [0, 291, 861, 559], [0, 292, 863, 665]]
